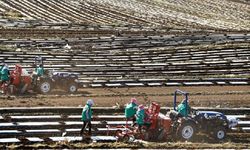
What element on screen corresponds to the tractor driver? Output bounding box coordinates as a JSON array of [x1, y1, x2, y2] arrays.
[[32, 64, 44, 85], [35, 64, 44, 77], [177, 99, 191, 117]]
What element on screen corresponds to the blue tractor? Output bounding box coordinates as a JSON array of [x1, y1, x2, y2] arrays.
[[32, 56, 79, 94], [170, 89, 238, 141]]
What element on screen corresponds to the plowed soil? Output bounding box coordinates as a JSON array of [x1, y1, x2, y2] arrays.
[[1, 86, 250, 149], [1, 86, 250, 108]]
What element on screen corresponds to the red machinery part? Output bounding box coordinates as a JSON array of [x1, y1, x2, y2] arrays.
[[147, 102, 161, 129], [10, 64, 22, 86]]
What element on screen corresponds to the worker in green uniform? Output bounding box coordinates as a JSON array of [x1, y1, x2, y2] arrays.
[[177, 99, 191, 117], [0, 63, 10, 94], [80, 99, 94, 137], [125, 98, 138, 126], [32, 64, 44, 86], [0, 63, 10, 83], [0, 64, 3, 79], [136, 104, 145, 133], [35, 64, 44, 77]]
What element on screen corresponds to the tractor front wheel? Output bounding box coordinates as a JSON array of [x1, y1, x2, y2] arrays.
[[66, 82, 78, 93], [212, 126, 226, 141]]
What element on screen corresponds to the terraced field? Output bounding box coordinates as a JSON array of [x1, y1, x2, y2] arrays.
[[0, 0, 249, 149], [0, 0, 249, 30]]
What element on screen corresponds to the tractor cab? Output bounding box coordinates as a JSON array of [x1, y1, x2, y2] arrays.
[[173, 89, 191, 117], [33, 56, 48, 76], [34, 56, 44, 67]]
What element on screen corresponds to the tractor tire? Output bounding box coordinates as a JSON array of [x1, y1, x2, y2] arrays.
[[212, 126, 226, 141], [37, 80, 51, 94], [66, 82, 78, 93], [122, 134, 130, 143], [115, 130, 124, 142], [176, 121, 196, 141]]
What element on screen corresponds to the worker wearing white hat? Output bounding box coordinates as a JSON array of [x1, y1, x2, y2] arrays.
[[80, 99, 94, 137]]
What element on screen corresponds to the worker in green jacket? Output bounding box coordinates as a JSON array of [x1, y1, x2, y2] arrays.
[[136, 104, 145, 133], [35, 64, 44, 77], [177, 99, 191, 117], [0, 64, 2, 78], [0, 63, 10, 94], [80, 99, 94, 137], [125, 98, 138, 126], [0, 63, 10, 83]]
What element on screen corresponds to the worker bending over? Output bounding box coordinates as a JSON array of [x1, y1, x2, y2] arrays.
[[136, 104, 145, 133], [125, 98, 138, 126]]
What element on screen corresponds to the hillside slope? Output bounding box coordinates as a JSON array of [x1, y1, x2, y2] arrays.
[[0, 0, 249, 30]]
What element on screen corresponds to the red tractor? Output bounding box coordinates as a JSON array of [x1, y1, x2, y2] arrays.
[[115, 89, 238, 142]]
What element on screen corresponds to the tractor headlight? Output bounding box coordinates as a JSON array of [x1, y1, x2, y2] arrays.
[[227, 117, 238, 128]]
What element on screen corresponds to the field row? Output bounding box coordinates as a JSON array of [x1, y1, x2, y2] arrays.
[[0, 33, 249, 82], [0, 107, 249, 144], [0, 0, 249, 30]]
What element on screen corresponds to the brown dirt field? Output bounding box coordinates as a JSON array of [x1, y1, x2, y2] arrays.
[[1, 86, 250, 149], [1, 86, 250, 108]]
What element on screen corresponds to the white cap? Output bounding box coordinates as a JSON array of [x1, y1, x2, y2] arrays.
[[87, 99, 94, 106]]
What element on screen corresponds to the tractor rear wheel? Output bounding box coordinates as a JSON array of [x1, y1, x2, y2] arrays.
[[37, 80, 51, 94], [176, 121, 196, 141]]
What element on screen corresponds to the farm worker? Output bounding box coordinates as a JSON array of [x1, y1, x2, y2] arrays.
[[32, 64, 44, 86], [0, 63, 2, 77], [136, 104, 145, 133], [0, 63, 10, 83], [0, 63, 10, 94], [35, 64, 44, 77], [125, 98, 138, 126], [80, 99, 94, 137], [177, 99, 191, 117]]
